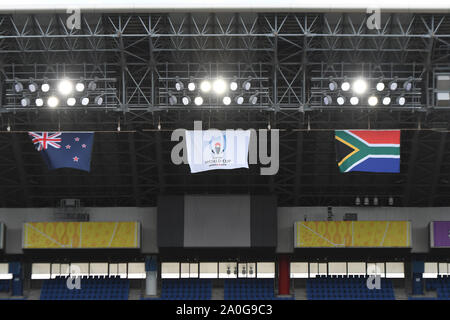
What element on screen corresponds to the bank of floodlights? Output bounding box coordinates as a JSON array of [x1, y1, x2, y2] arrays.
[[319, 76, 417, 107], [11, 78, 106, 108], [167, 77, 261, 107]]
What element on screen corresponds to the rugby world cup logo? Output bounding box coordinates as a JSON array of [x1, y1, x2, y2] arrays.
[[210, 134, 226, 156]]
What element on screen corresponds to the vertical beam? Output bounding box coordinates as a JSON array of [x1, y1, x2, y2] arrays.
[[428, 132, 447, 206], [155, 131, 166, 194], [403, 130, 420, 206], [128, 131, 141, 206], [11, 133, 32, 207]]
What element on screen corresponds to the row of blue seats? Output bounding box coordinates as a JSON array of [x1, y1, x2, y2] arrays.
[[307, 277, 396, 300], [0, 280, 10, 292], [40, 276, 130, 300], [161, 280, 212, 300]]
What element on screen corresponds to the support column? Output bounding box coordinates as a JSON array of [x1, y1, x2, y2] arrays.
[[145, 256, 158, 296], [412, 260, 424, 295], [9, 262, 22, 297], [278, 255, 290, 296]]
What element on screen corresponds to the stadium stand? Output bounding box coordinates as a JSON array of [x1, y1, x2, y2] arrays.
[[425, 276, 450, 300], [306, 276, 395, 300], [40, 276, 129, 300], [0, 280, 10, 292], [224, 279, 276, 300], [161, 279, 212, 300]]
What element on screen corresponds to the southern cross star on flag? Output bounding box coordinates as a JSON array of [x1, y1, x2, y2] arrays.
[[28, 132, 94, 172]]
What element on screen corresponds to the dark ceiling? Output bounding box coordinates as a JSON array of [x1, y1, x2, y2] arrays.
[[0, 12, 450, 207]]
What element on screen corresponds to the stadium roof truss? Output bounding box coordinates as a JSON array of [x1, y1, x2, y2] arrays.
[[0, 12, 450, 207]]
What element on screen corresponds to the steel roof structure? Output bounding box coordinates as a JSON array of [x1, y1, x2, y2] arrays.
[[0, 12, 450, 207]]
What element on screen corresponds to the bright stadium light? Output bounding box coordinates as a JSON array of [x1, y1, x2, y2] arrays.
[[242, 78, 251, 91], [213, 78, 227, 95], [403, 77, 413, 91], [35, 98, 44, 107], [20, 97, 30, 107], [388, 78, 398, 91], [323, 95, 332, 105], [235, 95, 244, 105], [94, 95, 103, 105], [397, 96, 406, 106], [328, 78, 338, 91], [337, 95, 345, 105], [67, 97, 76, 106], [175, 77, 184, 91], [58, 79, 73, 95], [350, 96, 359, 105], [368, 95, 378, 106], [382, 96, 391, 105], [352, 78, 368, 95], [223, 96, 232, 105], [14, 80, 23, 93], [47, 96, 59, 108], [41, 80, 50, 93], [75, 81, 85, 92], [188, 78, 196, 91], [341, 79, 351, 92], [194, 96, 204, 106], [376, 80, 385, 91], [182, 96, 191, 105], [230, 77, 238, 91], [28, 80, 38, 93], [81, 96, 90, 106], [200, 80, 211, 93]]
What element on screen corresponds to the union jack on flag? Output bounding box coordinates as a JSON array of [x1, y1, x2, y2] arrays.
[[28, 131, 94, 172], [29, 132, 62, 151]]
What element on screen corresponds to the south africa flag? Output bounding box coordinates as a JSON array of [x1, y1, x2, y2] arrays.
[[335, 130, 400, 173]]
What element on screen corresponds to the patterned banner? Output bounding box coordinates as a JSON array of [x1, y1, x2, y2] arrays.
[[23, 222, 140, 249], [294, 221, 411, 248], [430, 221, 450, 248]]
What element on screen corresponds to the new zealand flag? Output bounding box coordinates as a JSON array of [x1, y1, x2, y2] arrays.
[[28, 132, 94, 172]]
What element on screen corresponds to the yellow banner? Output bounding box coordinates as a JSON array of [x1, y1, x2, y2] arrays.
[[23, 222, 140, 249], [294, 221, 411, 248]]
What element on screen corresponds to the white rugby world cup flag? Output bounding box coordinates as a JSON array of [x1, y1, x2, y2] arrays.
[[185, 129, 251, 173]]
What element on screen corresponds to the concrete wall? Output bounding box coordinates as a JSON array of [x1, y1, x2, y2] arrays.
[[277, 206, 450, 254], [0, 207, 157, 254]]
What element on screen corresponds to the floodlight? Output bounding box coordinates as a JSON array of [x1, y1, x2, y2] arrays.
[[213, 79, 227, 95], [242, 78, 251, 91], [368, 96, 378, 106], [235, 96, 244, 105], [20, 97, 30, 107], [350, 96, 359, 105], [94, 95, 103, 105], [175, 78, 184, 91], [336, 95, 345, 105], [47, 96, 59, 108], [341, 80, 351, 92], [58, 79, 73, 95], [81, 96, 90, 106], [194, 96, 204, 106], [182, 96, 191, 105], [397, 96, 406, 106], [200, 80, 211, 93], [35, 98, 44, 107], [14, 81, 23, 93], [352, 78, 368, 95], [67, 97, 76, 106], [382, 96, 391, 105], [223, 96, 231, 105], [323, 95, 332, 105]]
